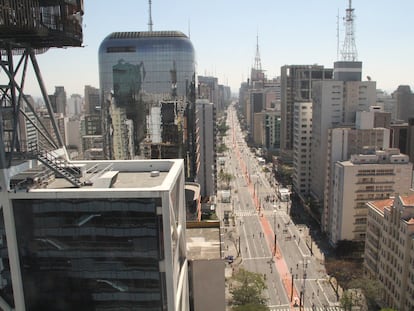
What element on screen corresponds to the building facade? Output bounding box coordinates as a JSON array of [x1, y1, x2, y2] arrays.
[[292, 102, 312, 197], [0, 159, 189, 311], [84, 85, 100, 116], [364, 195, 414, 311], [280, 65, 333, 163], [98, 31, 196, 159], [393, 85, 414, 122], [310, 62, 377, 230], [195, 99, 216, 198], [331, 149, 412, 245]]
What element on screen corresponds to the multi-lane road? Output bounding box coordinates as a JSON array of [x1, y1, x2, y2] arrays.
[[219, 103, 342, 311]]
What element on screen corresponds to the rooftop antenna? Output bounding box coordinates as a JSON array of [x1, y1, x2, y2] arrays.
[[254, 33, 262, 71], [148, 0, 153, 32], [341, 0, 358, 61], [336, 9, 340, 60]]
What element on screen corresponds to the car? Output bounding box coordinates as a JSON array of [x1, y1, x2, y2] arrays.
[[224, 255, 234, 263]]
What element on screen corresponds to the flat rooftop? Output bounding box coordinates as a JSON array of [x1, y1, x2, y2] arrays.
[[186, 225, 221, 260], [10, 159, 182, 192]]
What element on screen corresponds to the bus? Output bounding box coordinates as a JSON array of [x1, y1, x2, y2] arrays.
[[278, 188, 290, 202]]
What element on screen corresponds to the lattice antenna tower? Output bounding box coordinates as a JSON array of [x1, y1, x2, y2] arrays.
[[148, 0, 154, 31], [254, 34, 262, 71], [341, 0, 358, 61]]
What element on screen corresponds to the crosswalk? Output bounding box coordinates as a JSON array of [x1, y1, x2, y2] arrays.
[[234, 210, 258, 217], [269, 306, 342, 311]]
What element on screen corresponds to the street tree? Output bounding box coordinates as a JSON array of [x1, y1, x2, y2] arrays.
[[348, 278, 382, 310], [219, 169, 233, 188], [230, 268, 269, 310]]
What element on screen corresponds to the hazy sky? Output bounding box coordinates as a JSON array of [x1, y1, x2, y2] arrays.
[[23, 0, 414, 97]]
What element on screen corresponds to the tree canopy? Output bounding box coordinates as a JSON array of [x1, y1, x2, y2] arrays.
[[230, 268, 269, 310]]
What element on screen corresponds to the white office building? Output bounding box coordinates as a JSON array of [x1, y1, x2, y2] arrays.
[[331, 149, 412, 245], [292, 102, 312, 196], [311, 61, 377, 230], [0, 158, 189, 311]]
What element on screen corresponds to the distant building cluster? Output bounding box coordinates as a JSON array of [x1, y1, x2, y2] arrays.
[[238, 30, 414, 311]]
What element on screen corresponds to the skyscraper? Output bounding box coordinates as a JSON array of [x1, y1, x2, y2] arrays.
[[279, 65, 333, 163], [195, 99, 217, 198], [98, 31, 196, 160], [310, 62, 376, 230]]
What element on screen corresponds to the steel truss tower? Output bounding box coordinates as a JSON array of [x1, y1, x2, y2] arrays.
[[341, 0, 358, 61]]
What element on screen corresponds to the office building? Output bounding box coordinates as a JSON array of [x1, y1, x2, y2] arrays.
[[393, 85, 414, 122], [292, 102, 312, 197], [390, 122, 408, 156], [67, 93, 82, 117], [364, 194, 414, 311], [376, 89, 397, 121], [197, 76, 219, 108], [49, 86, 67, 116], [310, 61, 376, 230], [279, 65, 333, 163], [264, 110, 281, 153], [331, 149, 412, 245], [98, 31, 196, 160], [0, 158, 189, 311], [248, 90, 264, 142], [84, 85, 100, 115], [320, 108, 392, 231], [186, 222, 225, 311], [195, 99, 216, 198]]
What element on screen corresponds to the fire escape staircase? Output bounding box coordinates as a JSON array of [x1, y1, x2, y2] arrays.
[[29, 144, 82, 188]]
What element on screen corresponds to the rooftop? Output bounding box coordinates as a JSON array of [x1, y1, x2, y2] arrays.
[[10, 159, 182, 194], [186, 222, 221, 260], [369, 198, 394, 213]]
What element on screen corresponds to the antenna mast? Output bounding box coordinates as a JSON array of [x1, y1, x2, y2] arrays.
[[254, 34, 262, 71], [336, 9, 340, 60], [148, 0, 153, 32], [341, 0, 358, 61]]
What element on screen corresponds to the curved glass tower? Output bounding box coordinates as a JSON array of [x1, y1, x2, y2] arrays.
[[98, 31, 196, 159]]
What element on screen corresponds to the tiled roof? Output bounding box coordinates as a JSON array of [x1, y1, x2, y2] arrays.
[[400, 193, 414, 206], [369, 198, 394, 213]]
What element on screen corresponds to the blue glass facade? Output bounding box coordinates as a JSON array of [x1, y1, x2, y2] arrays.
[[98, 31, 196, 158]]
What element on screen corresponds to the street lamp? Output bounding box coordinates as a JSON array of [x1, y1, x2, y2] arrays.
[[273, 209, 277, 255]]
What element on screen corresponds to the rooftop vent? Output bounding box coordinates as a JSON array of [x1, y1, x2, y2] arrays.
[[150, 171, 160, 177]]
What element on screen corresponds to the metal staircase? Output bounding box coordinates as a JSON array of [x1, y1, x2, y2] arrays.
[[29, 143, 82, 188]]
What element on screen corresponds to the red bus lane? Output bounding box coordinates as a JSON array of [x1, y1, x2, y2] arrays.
[[260, 213, 300, 309]]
